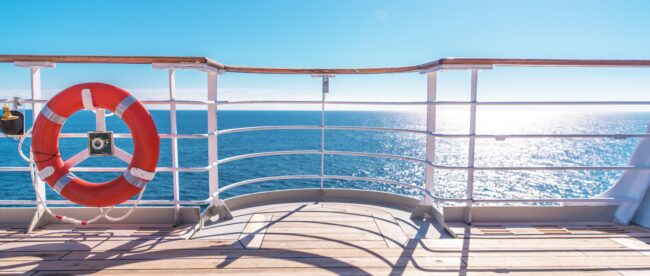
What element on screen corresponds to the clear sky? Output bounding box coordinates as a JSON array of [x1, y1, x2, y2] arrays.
[[1, 0, 650, 110]]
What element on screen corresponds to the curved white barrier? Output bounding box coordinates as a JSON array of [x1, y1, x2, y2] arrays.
[[600, 122, 650, 226]]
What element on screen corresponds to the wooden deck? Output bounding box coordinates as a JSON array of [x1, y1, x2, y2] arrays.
[[1, 202, 650, 275]]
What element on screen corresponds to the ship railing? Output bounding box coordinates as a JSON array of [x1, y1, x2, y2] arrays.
[[1, 55, 650, 222]]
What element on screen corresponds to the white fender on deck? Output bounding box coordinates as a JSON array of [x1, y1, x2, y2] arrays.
[[598, 122, 650, 226]]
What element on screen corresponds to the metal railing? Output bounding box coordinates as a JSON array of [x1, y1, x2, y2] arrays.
[[1, 55, 649, 222]]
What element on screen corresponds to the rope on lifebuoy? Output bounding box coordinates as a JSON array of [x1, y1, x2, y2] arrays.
[[21, 127, 146, 225]]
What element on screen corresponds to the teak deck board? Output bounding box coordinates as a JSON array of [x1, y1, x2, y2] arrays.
[[1, 203, 649, 275]]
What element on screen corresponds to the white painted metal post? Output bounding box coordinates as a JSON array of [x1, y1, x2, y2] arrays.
[[29, 67, 46, 202], [168, 69, 181, 215], [207, 72, 220, 205], [424, 72, 437, 206], [465, 69, 479, 224], [320, 75, 329, 189]]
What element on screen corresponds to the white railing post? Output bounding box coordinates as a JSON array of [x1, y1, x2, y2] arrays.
[[313, 74, 333, 189], [465, 69, 479, 224], [168, 68, 181, 218], [424, 72, 437, 206], [320, 76, 328, 189], [30, 67, 45, 203], [14, 62, 54, 205], [14, 62, 54, 232], [207, 71, 220, 204]]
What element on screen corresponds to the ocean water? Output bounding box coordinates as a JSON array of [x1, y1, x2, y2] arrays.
[[0, 110, 648, 204]]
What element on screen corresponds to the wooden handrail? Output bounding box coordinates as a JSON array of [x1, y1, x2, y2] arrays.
[[219, 58, 650, 74], [222, 65, 424, 74], [423, 58, 650, 68], [0, 55, 224, 69], [2, 55, 650, 74]]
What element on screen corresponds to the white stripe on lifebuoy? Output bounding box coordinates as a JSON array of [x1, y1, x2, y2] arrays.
[[41, 105, 67, 125], [122, 169, 148, 189], [129, 167, 155, 181], [81, 89, 95, 110], [53, 173, 76, 194], [115, 95, 137, 118], [37, 166, 54, 180]]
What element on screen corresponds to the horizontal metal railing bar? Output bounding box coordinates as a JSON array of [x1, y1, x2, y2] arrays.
[[218, 125, 428, 135], [217, 125, 650, 139], [4, 164, 647, 172], [0, 166, 211, 172], [5, 131, 650, 140], [211, 149, 650, 171], [434, 101, 650, 106], [324, 150, 428, 164], [1, 133, 216, 139], [325, 126, 429, 135], [218, 125, 322, 135], [217, 100, 429, 105], [143, 100, 217, 105], [0, 99, 218, 105], [472, 197, 635, 203], [218, 150, 322, 164], [219, 175, 433, 198], [455, 134, 650, 139], [474, 165, 650, 171], [216, 150, 429, 166], [215, 174, 630, 204], [8, 98, 650, 107], [0, 199, 210, 206], [0, 194, 630, 206]]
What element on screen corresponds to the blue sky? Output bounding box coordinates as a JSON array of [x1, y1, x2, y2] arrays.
[[1, 0, 650, 110]]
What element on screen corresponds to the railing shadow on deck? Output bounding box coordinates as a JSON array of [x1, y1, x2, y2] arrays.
[[1, 226, 650, 275]]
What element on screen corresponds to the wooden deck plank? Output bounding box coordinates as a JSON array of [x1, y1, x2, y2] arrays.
[[92, 239, 243, 251], [0, 256, 461, 270], [262, 240, 390, 249], [265, 226, 383, 235], [0, 240, 102, 252], [270, 215, 376, 222], [2, 203, 649, 275], [239, 214, 271, 249], [464, 256, 650, 268], [0, 251, 69, 261], [7, 255, 649, 274], [261, 233, 385, 241], [265, 221, 379, 229], [373, 214, 407, 248], [30, 267, 463, 276], [57, 246, 597, 263], [447, 223, 650, 239]]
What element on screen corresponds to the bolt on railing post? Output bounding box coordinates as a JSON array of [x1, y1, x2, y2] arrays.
[[424, 72, 437, 206], [167, 68, 181, 219], [465, 69, 479, 224], [207, 71, 220, 205]]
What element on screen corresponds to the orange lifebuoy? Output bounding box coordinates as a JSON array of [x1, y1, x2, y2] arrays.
[[31, 83, 160, 207]]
